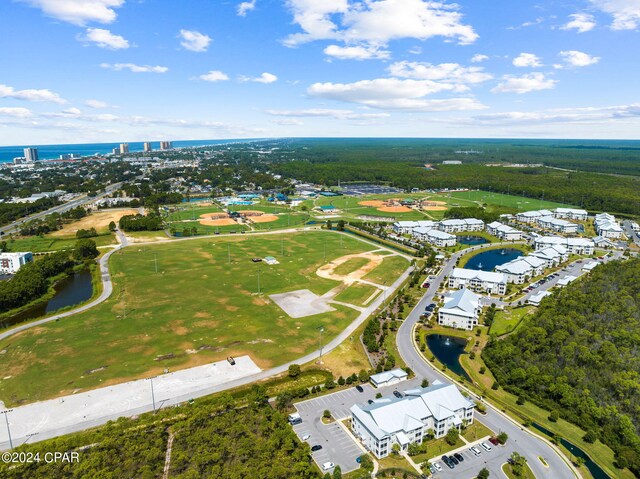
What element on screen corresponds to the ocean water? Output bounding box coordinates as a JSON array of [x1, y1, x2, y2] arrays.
[[0, 139, 260, 163]]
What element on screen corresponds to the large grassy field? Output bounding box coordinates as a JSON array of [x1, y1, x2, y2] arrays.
[[6, 232, 116, 252], [445, 190, 570, 211], [0, 231, 410, 406]]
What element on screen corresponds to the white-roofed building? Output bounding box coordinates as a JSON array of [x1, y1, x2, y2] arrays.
[[516, 210, 543, 224], [438, 288, 482, 330], [530, 245, 568, 268], [554, 208, 588, 221], [0, 252, 33, 274], [537, 216, 579, 234], [486, 221, 523, 241], [426, 230, 457, 247], [369, 369, 408, 388], [556, 275, 578, 287], [350, 381, 475, 458], [495, 259, 534, 284], [412, 226, 434, 241], [438, 218, 484, 233], [533, 236, 594, 255], [594, 213, 624, 239], [582, 261, 599, 272], [528, 291, 551, 306], [393, 220, 436, 235], [448, 268, 507, 295], [593, 236, 619, 249]]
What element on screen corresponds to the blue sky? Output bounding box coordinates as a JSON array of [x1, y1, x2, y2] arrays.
[[1, 0, 640, 144]]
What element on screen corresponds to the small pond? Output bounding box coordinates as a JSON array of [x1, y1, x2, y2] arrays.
[[458, 235, 489, 246], [464, 248, 523, 272], [426, 334, 470, 380]]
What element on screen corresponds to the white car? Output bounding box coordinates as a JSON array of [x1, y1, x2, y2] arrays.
[[433, 462, 443, 472], [470, 446, 481, 456], [480, 442, 492, 452], [322, 462, 335, 471], [302, 434, 311, 441]]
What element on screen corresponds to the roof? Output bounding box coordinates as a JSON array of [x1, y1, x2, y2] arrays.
[[451, 268, 507, 284], [555, 208, 588, 215], [496, 259, 533, 275], [427, 230, 456, 240], [370, 368, 408, 384], [487, 221, 502, 229], [529, 291, 552, 304], [441, 288, 480, 316]]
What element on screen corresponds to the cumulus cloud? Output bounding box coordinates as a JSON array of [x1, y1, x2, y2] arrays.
[[237, 0, 256, 16], [492, 73, 557, 94], [559, 50, 600, 67], [84, 99, 109, 108], [324, 44, 390, 60], [179, 29, 212, 52], [0, 83, 66, 103], [471, 54, 489, 63], [308, 78, 485, 111], [513, 53, 542, 68], [388, 61, 492, 84], [471, 103, 640, 125], [239, 72, 278, 83], [284, 0, 478, 59], [266, 108, 390, 120], [561, 13, 597, 33], [590, 0, 640, 30], [198, 70, 230, 82], [0, 107, 32, 118], [18, 0, 125, 26], [79, 27, 129, 49], [100, 63, 168, 73]]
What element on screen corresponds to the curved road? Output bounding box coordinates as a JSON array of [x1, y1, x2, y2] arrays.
[[396, 243, 580, 479]]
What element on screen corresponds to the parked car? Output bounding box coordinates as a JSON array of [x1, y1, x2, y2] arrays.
[[321, 461, 334, 471], [422, 282, 430, 288], [489, 437, 500, 446], [311, 445, 323, 452], [393, 390, 403, 398], [441, 456, 454, 469], [227, 356, 236, 365], [355, 385, 364, 392], [302, 434, 311, 441], [454, 452, 464, 462], [433, 463, 443, 472], [449, 455, 459, 465], [367, 399, 374, 404], [470, 446, 481, 456], [480, 442, 492, 452]]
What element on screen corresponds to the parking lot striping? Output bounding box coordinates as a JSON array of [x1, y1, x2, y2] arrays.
[[426, 436, 493, 464]]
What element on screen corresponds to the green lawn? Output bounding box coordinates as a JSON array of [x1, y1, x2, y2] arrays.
[[334, 283, 380, 306], [462, 420, 494, 442], [502, 462, 536, 479], [334, 257, 372, 276], [446, 190, 570, 212], [364, 255, 411, 286], [0, 232, 408, 406], [167, 220, 249, 235], [164, 204, 223, 222], [6, 233, 116, 253], [413, 436, 465, 464], [490, 306, 534, 336]]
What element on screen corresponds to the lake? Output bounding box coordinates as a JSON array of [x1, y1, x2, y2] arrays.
[[464, 248, 523, 271], [426, 334, 470, 380]]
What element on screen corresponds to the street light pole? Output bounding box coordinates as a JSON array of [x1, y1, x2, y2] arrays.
[[1, 409, 13, 450], [318, 327, 324, 362], [146, 377, 157, 413]]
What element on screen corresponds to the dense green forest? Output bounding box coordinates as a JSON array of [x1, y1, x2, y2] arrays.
[[483, 259, 640, 476], [0, 392, 319, 479]]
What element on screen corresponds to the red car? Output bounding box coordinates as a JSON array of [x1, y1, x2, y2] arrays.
[[489, 437, 500, 446]]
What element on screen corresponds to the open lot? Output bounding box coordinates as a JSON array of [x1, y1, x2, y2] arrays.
[[0, 231, 409, 406], [50, 208, 138, 237]]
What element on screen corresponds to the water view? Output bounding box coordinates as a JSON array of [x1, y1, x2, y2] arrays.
[[458, 235, 489, 246], [464, 248, 523, 272], [426, 334, 470, 380]]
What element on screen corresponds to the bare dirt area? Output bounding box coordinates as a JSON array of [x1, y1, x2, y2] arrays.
[[199, 218, 238, 226], [316, 252, 384, 284], [420, 206, 448, 211], [239, 210, 266, 217], [50, 208, 139, 236], [251, 214, 278, 223], [377, 205, 412, 213], [358, 200, 386, 207]]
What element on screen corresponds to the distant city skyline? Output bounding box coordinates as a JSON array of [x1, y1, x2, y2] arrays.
[[1, 0, 640, 144]]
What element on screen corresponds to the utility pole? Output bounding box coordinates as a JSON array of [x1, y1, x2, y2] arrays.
[[318, 327, 325, 361], [154, 253, 158, 273], [257, 268, 261, 294], [146, 377, 157, 413], [1, 409, 13, 450], [227, 243, 231, 264]]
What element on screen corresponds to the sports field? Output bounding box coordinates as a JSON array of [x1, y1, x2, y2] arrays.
[[444, 190, 571, 211], [0, 231, 410, 405]]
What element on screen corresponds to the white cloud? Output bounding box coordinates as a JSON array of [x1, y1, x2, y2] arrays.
[[590, 0, 640, 30], [179, 29, 212, 52], [240, 72, 278, 83], [79, 27, 129, 49], [388, 61, 492, 84], [507, 17, 544, 30], [471, 54, 489, 63], [284, 0, 478, 57], [100, 63, 168, 73], [513, 52, 542, 68], [19, 0, 125, 26], [471, 103, 640, 125], [84, 99, 109, 108], [266, 108, 390, 120], [198, 70, 230, 82], [492, 73, 557, 94], [559, 50, 600, 67], [0, 107, 32, 118], [237, 0, 256, 17], [0, 83, 66, 103], [561, 13, 597, 33], [409, 46, 422, 55], [308, 78, 485, 111], [323, 44, 390, 60], [273, 118, 304, 126]]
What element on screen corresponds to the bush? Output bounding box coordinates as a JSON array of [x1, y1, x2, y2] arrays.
[[491, 381, 499, 390], [325, 378, 336, 390], [583, 430, 597, 444], [497, 432, 509, 445], [338, 376, 346, 386], [516, 396, 526, 405], [73, 238, 99, 260], [549, 410, 559, 422], [288, 364, 301, 378], [445, 427, 459, 446], [323, 410, 331, 419]]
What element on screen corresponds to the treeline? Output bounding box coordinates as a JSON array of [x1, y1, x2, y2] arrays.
[[444, 206, 515, 223], [482, 259, 640, 476], [118, 214, 163, 231], [0, 196, 59, 228], [19, 206, 88, 236], [0, 396, 319, 479], [0, 251, 73, 312]]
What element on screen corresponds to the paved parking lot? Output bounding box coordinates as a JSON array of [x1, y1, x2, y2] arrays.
[[427, 440, 514, 478]]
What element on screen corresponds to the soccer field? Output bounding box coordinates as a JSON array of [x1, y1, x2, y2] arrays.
[[0, 231, 410, 406], [445, 190, 571, 211]]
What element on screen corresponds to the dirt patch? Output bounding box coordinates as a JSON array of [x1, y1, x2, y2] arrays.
[[50, 208, 138, 236], [316, 251, 385, 284], [194, 311, 211, 318], [224, 305, 240, 312], [199, 213, 229, 220], [252, 297, 270, 306], [238, 210, 265, 217], [358, 200, 386, 207], [250, 214, 278, 223], [421, 206, 448, 211], [423, 200, 447, 205], [174, 326, 189, 336], [154, 353, 177, 361], [377, 206, 412, 213], [199, 218, 238, 226]]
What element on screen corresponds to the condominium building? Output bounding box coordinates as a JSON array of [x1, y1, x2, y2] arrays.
[[350, 381, 475, 458], [486, 221, 523, 241], [448, 268, 507, 295], [160, 141, 173, 150], [23, 147, 39, 162], [515, 209, 554, 224], [0, 252, 33, 274], [594, 213, 623, 239], [119, 143, 129, 154], [533, 236, 594, 255], [554, 208, 588, 221], [438, 288, 482, 330], [426, 230, 457, 247], [143, 142, 152, 152], [537, 216, 578, 234], [438, 218, 484, 233]]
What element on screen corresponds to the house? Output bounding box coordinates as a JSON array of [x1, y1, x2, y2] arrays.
[[528, 291, 551, 306], [448, 268, 507, 295], [350, 381, 475, 458], [438, 288, 482, 330], [369, 369, 409, 388], [537, 216, 578, 234], [426, 230, 457, 247], [0, 252, 33, 274], [554, 208, 588, 221], [486, 221, 523, 241], [533, 236, 594, 255]]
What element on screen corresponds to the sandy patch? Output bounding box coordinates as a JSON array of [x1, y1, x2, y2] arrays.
[[358, 200, 386, 207], [421, 206, 448, 211], [423, 200, 447, 205], [316, 251, 384, 284], [199, 212, 229, 220], [50, 208, 138, 237], [199, 218, 238, 226], [251, 214, 278, 223], [238, 210, 265, 217], [378, 206, 413, 213]]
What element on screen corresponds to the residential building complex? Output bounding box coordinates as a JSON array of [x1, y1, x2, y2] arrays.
[[426, 230, 457, 247], [438, 288, 482, 330], [495, 245, 568, 283], [533, 236, 595, 255], [448, 268, 507, 295], [515, 209, 554, 224], [0, 252, 34, 274], [119, 143, 129, 154], [554, 208, 588, 221], [537, 216, 579, 234], [351, 381, 475, 458], [594, 213, 624, 239], [23, 147, 39, 163], [486, 221, 523, 241], [438, 218, 484, 233]]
